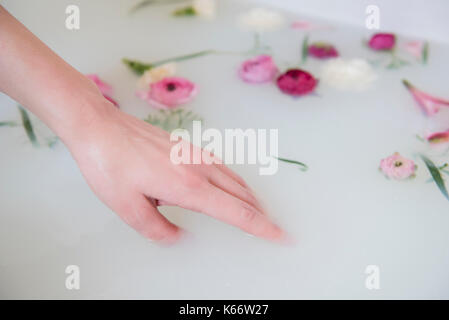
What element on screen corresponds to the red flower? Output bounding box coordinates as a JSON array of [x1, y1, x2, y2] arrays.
[[402, 79, 449, 116], [368, 33, 396, 51], [276, 69, 317, 96], [308, 42, 339, 59]]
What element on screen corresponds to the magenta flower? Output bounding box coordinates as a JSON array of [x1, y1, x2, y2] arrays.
[[308, 42, 339, 59], [238, 55, 279, 84], [427, 130, 449, 144], [402, 79, 449, 116], [368, 33, 396, 51], [380, 152, 416, 180], [276, 69, 318, 96], [86, 74, 118, 107], [137, 76, 198, 109]]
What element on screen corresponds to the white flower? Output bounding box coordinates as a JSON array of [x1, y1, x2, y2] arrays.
[[320, 58, 377, 91], [137, 63, 177, 89], [193, 0, 216, 19], [239, 8, 285, 33]]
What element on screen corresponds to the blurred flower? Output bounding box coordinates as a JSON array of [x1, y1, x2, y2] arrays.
[[86, 74, 118, 107], [320, 58, 377, 90], [193, 0, 216, 19], [308, 42, 339, 59], [276, 69, 317, 96], [173, 0, 216, 19], [238, 55, 278, 84], [426, 130, 449, 144], [137, 77, 198, 109], [291, 20, 330, 31], [402, 79, 449, 116], [368, 33, 396, 51], [380, 152, 416, 180], [137, 63, 177, 89], [403, 40, 429, 63], [239, 8, 285, 33]]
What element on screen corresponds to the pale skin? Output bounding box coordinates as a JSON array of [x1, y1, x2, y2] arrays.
[[0, 6, 288, 245]]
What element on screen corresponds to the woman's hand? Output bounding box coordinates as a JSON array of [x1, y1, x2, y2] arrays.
[[64, 100, 285, 244]]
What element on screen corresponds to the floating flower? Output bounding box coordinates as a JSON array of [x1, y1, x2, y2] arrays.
[[173, 0, 216, 19], [291, 20, 330, 31], [193, 0, 216, 19], [276, 69, 317, 96], [238, 55, 278, 84], [426, 130, 449, 144], [403, 40, 429, 63], [137, 63, 177, 89], [137, 77, 198, 109], [368, 33, 396, 51], [320, 58, 377, 91], [308, 42, 339, 59], [86, 74, 118, 107], [402, 79, 449, 116], [380, 152, 416, 180], [239, 8, 285, 33]]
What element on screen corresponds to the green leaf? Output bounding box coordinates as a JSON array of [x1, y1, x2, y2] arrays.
[[173, 6, 196, 16], [0, 121, 18, 127], [275, 156, 308, 171], [18, 105, 39, 147], [301, 35, 309, 64], [129, 0, 190, 14], [122, 58, 153, 75], [144, 108, 202, 132], [422, 41, 429, 64], [420, 154, 449, 201]]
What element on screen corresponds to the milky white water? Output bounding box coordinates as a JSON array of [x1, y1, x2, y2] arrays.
[[0, 0, 448, 298]]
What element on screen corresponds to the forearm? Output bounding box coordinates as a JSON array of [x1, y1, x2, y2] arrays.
[[0, 5, 111, 143]]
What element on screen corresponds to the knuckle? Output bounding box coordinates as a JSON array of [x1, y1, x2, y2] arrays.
[[240, 206, 258, 223]]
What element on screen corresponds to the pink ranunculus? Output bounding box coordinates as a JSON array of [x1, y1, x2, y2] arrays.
[[403, 41, 424, 59], [308, 42, 339, 59], [380, 152, 416, 180], [86, 74, 113, 96], [427, 130, 449, 144], [402, 79, 449, 116], [137, 76, 198, 109], [368, 33, 396, 51], [276, 69, 318, 96], [86, 74, 118, 107], [238, 55, 279, 84]]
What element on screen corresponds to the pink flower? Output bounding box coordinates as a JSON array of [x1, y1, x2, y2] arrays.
[[402, 79, 449, 116], [427, 130, 449, 144], [238, 55, 278, 84], [86, 74, 118, 107], [308, 42, 339, 59], [403, 41, 423, 59], [368, 33, 396, 51], [276, 69, 318, 96], [137, 76, 198, 109], [291, 20, 330, 31], [380, 152, 416, 180]]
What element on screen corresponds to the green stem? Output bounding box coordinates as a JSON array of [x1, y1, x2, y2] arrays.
[[129, 0, 189, 14], [275, 156, 308, 171], [0, 121, 18, 127]]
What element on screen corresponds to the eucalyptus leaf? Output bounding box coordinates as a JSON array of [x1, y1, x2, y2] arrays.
[[18, 105, 39, 147], [422, 41, 429, 64], [420, 154, 449, 201], [275, 156, 308, 171]]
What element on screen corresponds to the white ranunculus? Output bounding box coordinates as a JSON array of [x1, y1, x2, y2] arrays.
[[193, 0, 216, 19], [239, 8, 285, 32], [137, 63, 177, 89], [320, 58, 377, 90]]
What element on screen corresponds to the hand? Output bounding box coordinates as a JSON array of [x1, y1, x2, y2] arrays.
[[65, 100, 286, 245]]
